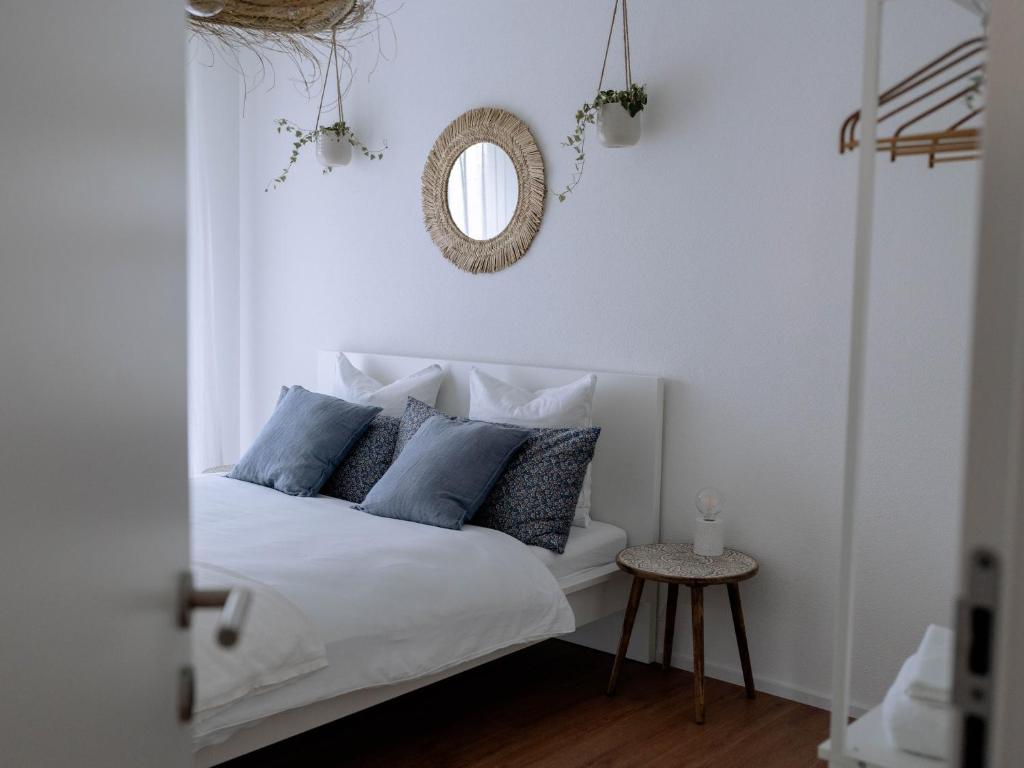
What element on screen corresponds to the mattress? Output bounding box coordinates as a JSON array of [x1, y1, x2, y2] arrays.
[[528, 520, 627, 582]]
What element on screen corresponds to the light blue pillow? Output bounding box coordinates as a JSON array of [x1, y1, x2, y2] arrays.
[[358, 414, 531, 530], [276, 385, 401, 503], [228, 386, 381, 497]]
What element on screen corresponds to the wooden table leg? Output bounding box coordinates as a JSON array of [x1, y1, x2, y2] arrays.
[[606, 576, 645, 695], [691, 585, 705, 723], [663, 583, 679, 670], [727, 582, 756, 699]]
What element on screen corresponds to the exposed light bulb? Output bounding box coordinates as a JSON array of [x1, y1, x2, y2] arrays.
[[186, 0, 225, 19], [695, 487, 723, 522]]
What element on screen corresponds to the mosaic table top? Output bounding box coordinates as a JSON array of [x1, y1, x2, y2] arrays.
[[616, 543, 758, 585]]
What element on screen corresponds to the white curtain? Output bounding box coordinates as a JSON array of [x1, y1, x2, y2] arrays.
[[186, 51, 240, 475]]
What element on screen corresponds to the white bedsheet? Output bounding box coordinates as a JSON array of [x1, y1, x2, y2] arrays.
[[528, 520, 627, 581], [190, 475, 575, 747]]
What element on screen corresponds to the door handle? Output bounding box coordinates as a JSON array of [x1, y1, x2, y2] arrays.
[[177, 570, 252, 647]]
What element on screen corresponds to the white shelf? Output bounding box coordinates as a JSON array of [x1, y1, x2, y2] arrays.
[[818, 705, 948, 768]]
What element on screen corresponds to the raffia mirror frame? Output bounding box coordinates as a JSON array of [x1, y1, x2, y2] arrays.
[[422, 108, 545, 274]]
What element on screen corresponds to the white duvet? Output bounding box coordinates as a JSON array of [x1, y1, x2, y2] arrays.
[[190, 474, 575, 743], [191, 562, 327, 719]]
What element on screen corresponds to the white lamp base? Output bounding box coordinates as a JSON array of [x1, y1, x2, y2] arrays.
[[693, 517, 724, 557]]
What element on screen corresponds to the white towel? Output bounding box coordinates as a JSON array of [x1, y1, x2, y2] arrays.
[[904, 624, 954, 704], [882, 653, 954, 760]]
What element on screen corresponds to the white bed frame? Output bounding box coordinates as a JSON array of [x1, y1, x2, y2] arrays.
[[195, 351, 664, 767]]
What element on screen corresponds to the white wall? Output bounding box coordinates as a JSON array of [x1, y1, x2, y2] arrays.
[[234, 0, 981, 709]]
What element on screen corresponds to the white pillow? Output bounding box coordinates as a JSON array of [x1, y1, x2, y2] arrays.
[[469, 368, 597, 527], [334, 353, 445, 418]]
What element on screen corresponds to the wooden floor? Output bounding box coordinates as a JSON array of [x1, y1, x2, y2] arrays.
[[225, 640, 829, 768]]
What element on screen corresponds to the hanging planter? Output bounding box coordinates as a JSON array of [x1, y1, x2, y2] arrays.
[[557, 0, 647, 201], [316, 130, 352, 167], [266, 27, 386, 190], [598, 99, 643, 147]]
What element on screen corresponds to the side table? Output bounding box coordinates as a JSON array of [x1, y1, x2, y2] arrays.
[[606, 542, 759, 723]]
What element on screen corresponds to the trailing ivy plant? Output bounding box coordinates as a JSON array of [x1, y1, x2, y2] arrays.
[[556, 83, 647, 202], [266, 119, 387, 191]]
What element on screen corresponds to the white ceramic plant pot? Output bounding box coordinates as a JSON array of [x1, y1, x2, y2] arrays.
[[597, 103, 642, 148], [317, 133, 352, 167]]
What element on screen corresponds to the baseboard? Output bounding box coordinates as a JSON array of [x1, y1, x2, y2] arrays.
[[562, 584, 869, 718], [667, 650, 868, 717]]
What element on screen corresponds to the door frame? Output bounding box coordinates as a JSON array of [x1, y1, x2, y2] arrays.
[[955, 0, 1024, 763]]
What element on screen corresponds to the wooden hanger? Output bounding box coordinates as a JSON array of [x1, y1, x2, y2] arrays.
[[840, 36, 986, 167]]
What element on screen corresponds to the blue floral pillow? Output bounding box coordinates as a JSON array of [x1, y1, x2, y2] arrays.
[[321, 414, 400, 503], [395, 398, 601, 553]]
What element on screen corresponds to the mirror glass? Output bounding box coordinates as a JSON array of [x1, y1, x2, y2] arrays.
[[446, 142, 518, 240]]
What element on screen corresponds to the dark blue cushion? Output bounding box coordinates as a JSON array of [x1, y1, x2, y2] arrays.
[[394, 398, 601, 552], [358, 414, 531, 530], [321, 414, 401, 503], [228, 386, 381, 497]]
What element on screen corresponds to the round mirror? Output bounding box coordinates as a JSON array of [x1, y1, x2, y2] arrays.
[[423, 108, 545, 273], [446, 142, 519, 240]]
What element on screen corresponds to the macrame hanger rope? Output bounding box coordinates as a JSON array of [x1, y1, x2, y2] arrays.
[[597, 0, 618, 92], [622, 0, 632, 88], [596, 0, 632, 93], [313, 36, 335, 132], [315, 8, 356, 132], [334, 28, 344, 123]]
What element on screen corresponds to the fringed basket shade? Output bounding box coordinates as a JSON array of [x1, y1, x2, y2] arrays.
[[188, 0, 378, 83], [422, 108, 546, 274], [190, 0, 357, 34]]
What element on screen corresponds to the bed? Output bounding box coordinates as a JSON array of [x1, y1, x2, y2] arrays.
[[193, 352, 664, 766]]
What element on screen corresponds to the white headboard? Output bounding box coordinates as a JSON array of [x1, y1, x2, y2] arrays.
[[317, 351, 664, 547]]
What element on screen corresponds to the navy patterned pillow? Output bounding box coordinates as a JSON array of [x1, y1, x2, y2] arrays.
[[278, 386, 400, 503], [321, 414, 400, 503], [395, 398, 601, 553]]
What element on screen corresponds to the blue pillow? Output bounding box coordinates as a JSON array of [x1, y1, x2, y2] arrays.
[[228, 386, 381, 497], [277, 385, 401, 504], [394, 398, 601, 552], [358, 414, 531, 530]]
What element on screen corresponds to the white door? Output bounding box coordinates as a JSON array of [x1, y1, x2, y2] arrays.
[[0, 2, 192, 766], [955, 0, 1024, 765]]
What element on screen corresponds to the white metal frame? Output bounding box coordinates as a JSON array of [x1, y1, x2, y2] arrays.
[[194, 351, 664, 767], [822, 3, 885, 766]]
